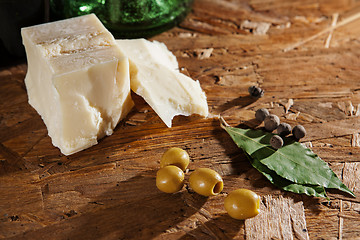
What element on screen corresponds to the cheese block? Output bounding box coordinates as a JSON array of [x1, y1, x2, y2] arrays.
[[21, 14, 134, 155], [116, 39, 209, 127]]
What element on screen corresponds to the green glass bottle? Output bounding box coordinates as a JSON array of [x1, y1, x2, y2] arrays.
[[50, 0, 193, 38]]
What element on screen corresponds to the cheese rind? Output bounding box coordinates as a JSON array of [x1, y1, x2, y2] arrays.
[[22, 14, 134, 155], [116, 39, 209, 127]]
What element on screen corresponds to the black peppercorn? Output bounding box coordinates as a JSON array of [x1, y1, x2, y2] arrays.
[[277, 123, 292, 136], [270, 135, 283, 149], [248, 86, 264, 98], [264, 114, 280, 131], [292, 125, 306, 140], [255, 108, 269, 122]]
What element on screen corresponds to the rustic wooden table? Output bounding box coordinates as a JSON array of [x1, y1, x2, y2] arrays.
[[1, 0, 360, 239]]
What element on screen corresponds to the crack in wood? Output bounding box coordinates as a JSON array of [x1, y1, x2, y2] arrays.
[[0, 142, 27, 175]]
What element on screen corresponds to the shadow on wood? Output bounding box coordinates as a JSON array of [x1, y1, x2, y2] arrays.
[[178, 214, 244, 239], [213, 95, 257, 115], [16, 171, 207, 239]]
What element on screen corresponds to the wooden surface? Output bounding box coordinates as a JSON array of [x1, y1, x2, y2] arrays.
[[1, 0, 360, 239]]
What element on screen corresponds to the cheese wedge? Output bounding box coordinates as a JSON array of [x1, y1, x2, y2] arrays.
[[116, 39, 209, 127], [21, 14, 134, 155]]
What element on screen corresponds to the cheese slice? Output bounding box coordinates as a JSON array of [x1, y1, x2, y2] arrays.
[[116, 39, 209, 127], [21, 14, 134, 155]]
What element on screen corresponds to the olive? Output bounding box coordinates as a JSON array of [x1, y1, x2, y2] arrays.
[[189, 168, 223, 197], [224, 189, 261, 220], [156, 166, 184, 193], [160, 147, 190, 171]]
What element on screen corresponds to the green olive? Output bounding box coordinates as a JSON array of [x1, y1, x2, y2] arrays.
[[156, 166, 185, 193], [160, 147, 190, 171], [224, 189, 261, 220], [189, 168, 223, 197]]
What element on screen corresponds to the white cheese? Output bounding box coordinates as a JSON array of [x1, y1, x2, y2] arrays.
[[21, 14, 134, 155], [116, 39, 209, 127]]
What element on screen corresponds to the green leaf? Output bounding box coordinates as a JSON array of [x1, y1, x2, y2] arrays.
[[220, 117, 355, 198], [245, 153, 328, 198]]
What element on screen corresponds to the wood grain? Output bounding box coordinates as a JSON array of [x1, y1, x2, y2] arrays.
[[1, 0, 360, 239], [245, 195, 309, 240]]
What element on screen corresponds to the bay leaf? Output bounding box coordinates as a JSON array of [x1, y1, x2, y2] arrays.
[[220, 117, 355, 197], [245, 153, 327, 198]]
